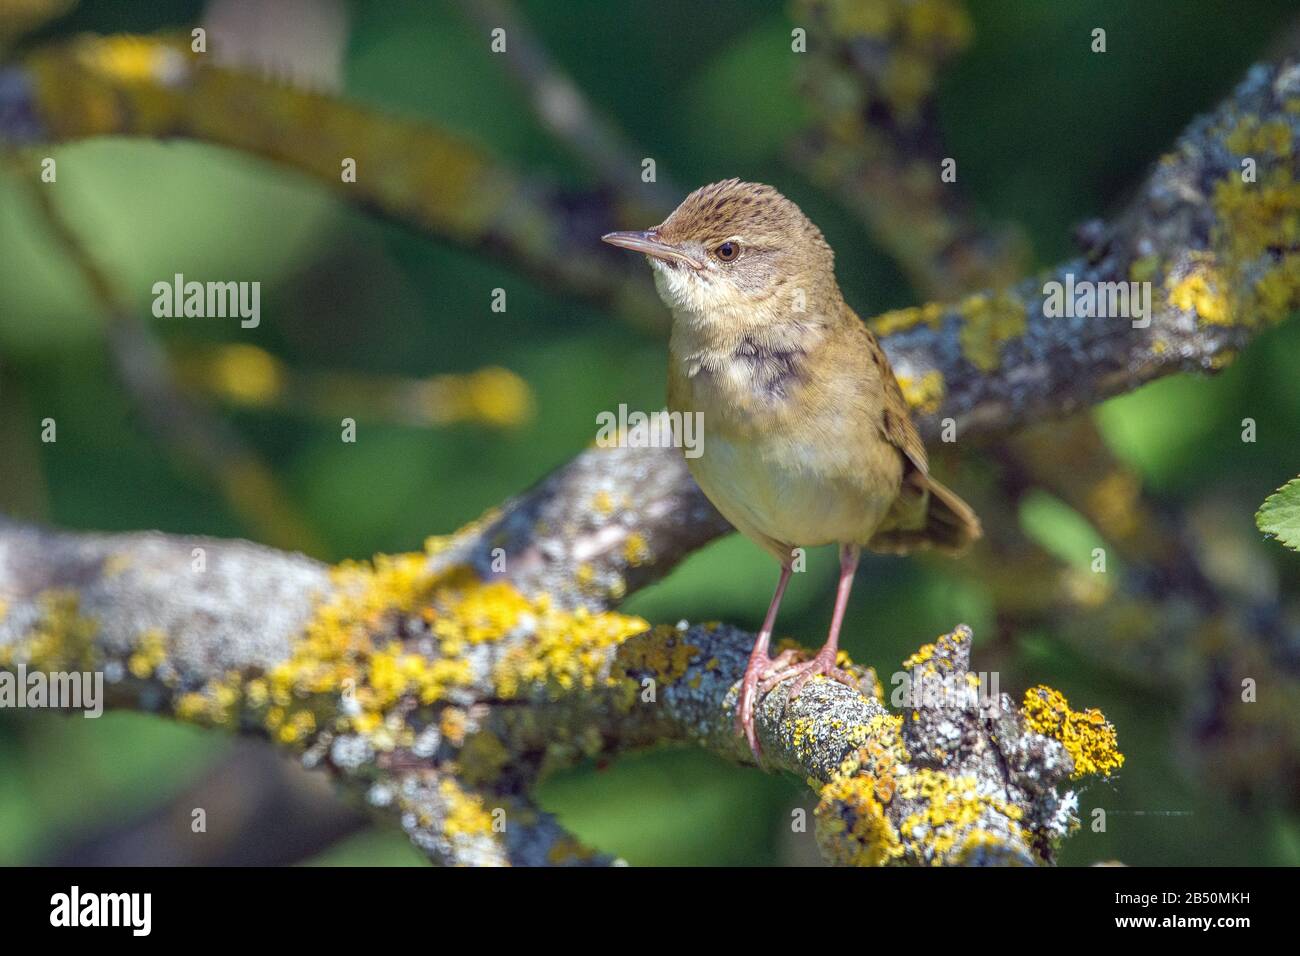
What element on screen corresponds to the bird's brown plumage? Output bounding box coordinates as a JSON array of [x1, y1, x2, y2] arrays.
[[604, 179, 981, 759], [649, 179, 980, 561]]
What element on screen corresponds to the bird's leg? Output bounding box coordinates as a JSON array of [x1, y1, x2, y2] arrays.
[[763, 544, 862, 701], [735, 561, 794, 761]]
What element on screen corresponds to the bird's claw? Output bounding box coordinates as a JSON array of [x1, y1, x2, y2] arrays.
[[760, 646, 859, 701], [735, 648, 798, 763]]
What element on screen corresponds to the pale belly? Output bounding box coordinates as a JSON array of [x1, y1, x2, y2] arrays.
[[687, 432, 893, 556]]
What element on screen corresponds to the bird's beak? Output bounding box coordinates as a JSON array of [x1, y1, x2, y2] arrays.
[[601, 230, 703, 270]]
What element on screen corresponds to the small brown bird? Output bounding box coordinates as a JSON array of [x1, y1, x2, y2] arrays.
[[603, 180, 980, 760]]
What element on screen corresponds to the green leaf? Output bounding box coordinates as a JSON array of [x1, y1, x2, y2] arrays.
[[1256, 476, 1300, 552]]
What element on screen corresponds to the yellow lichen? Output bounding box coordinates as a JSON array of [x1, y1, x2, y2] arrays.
[[612, 624, 698, 686], [894, 369, 946, 415], [894, 769, 1025, 863], [850, 713, 906, 790], [438, 777, 496, 840], [901, 642, 934, 669], [2, 589, 98, 671], [491, 596, 647, 699], [814, 713, 909, 865], [901, 628, 965, 671], [440, 706, 467, 747], [870, 301, 946, 337], [1021, 685, 1124, 779], [622, 531, 651, 567], [1209, 138, 1300, 328], [953, 827, 1031, 865], [957, 290, 1027, 371], [166, 538, 646, 752], [276, 709, 316, 745], [816, 772, 904, 866], [591, 490, 614, 516], [127, 628, 168, 680], [1224, 117, 1293, 158], [1168, 268, 1231, 325]]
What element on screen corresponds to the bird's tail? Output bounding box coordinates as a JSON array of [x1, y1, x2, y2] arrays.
[[868, 473, 982, 556], [919, 474, 982, 554]]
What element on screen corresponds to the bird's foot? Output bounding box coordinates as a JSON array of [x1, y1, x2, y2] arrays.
[[735, 648, 799, 763], [759, 644, 860, 702]]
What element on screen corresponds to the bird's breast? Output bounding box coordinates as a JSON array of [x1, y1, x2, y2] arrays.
[[686, 429, 897, 552], [669, 353, 901, 552]]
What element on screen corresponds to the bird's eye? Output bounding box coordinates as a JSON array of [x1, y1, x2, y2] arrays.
[[714, 241, 740, 262]]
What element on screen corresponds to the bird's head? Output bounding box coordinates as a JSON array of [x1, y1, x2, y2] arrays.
[[602, 179, 836, 325]]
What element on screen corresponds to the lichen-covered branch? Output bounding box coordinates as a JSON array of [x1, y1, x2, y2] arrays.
[[0, 516, 1118, 865], [788, 0, 1026, 298], [0, 33, 665, 328], [1, 25, 1293, 867], [8, 158, 324, 553], [877, 57, 1299, 436], [780, 3, 1299, 804], [172, 343, 535, 430], [465, 56, 1300, 605], [454, 437, 729, 610]]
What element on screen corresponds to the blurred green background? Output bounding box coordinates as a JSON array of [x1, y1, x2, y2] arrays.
[[1, 0, 1298, 866]]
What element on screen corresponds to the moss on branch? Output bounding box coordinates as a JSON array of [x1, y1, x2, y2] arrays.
[[0, 519, 1119, 866]]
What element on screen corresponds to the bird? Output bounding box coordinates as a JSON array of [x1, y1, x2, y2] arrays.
[[602, 179, 981, 762]]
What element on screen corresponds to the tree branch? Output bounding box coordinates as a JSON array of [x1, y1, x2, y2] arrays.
[[469, 55, 1300, 605], [0, 33, 666, 329], [3, 30, 1294, 865], [788, 0, 1026, 298], [8, 161, 325, 553], [878, 56, 1299, 438], [0, 515, 1116, 866]]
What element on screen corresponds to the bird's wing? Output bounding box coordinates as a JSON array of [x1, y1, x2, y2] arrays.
[[856, 321, 982, 555], [861, 325, 929, 476]]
